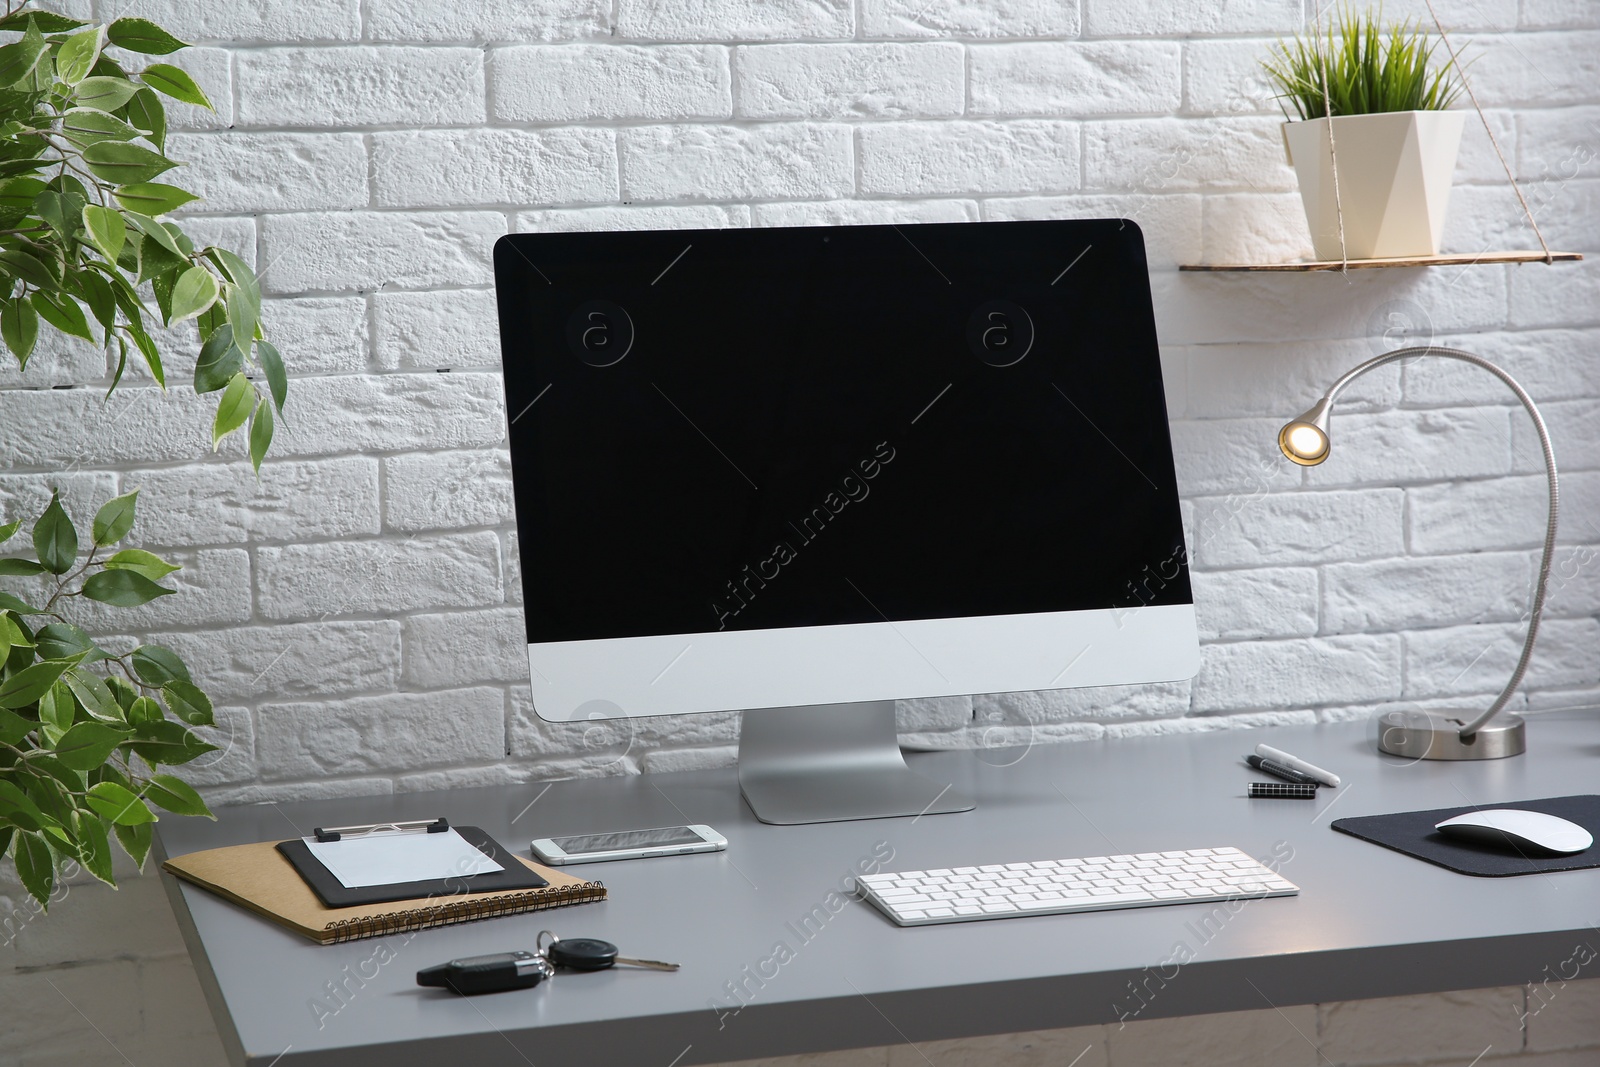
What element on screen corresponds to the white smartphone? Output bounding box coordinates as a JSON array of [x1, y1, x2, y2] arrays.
[[530, 824, 727, 866]]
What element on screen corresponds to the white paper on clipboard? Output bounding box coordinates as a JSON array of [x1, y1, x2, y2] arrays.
[[303, 828, 504, 889]]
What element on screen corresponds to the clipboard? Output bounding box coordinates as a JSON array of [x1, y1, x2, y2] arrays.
[[164, 839, 603, 946], [276, 819, 547, 907]]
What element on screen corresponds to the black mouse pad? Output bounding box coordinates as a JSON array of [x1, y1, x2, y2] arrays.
[[1332, 795, 1600, 877]]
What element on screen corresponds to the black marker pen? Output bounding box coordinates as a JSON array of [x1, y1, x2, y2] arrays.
[[1247, 754, 1321, 787]]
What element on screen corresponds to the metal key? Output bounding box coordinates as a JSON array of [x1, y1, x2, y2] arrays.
[[537, 930, 679, 972]]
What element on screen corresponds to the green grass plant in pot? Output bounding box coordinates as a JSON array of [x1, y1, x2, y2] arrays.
[[0, 9, 286, 913], [1263, 10, 1467, 260]]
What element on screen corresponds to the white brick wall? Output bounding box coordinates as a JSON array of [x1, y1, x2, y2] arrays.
[[5, 0, 1600, 1063]]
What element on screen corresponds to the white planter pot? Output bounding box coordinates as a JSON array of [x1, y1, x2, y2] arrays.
[[1283, 110, 1465, 260]]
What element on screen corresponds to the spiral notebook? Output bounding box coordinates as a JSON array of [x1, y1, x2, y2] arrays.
[[163, 838, 606, 945]]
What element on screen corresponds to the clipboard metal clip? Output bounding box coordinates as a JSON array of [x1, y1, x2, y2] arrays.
[[313, 817, 449, 843]]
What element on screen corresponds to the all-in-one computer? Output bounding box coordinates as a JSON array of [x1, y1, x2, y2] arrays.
[[493, 219, 1198, 826]]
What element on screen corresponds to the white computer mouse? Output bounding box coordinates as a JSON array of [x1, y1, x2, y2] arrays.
[[1434, 809, 1593, 855]]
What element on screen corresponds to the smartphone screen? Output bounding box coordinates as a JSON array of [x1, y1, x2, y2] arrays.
[[551, 827, 705, 855]]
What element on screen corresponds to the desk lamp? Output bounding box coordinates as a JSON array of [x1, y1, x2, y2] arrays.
[[1278, 345, 1558, 759]]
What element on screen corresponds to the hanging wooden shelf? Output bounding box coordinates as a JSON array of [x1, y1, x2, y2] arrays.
[[1179, 250, 1582, 272]]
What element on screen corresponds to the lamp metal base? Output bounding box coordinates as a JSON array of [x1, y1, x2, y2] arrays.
[[1375, 710, 1526, 760]]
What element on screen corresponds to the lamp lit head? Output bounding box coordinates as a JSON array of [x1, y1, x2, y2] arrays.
[[1278, 397, 1332, 466]]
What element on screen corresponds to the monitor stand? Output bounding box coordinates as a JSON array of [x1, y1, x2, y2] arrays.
[[737, 701, 976, 825]]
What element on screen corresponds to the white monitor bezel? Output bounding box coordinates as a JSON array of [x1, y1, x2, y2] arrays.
[[527, 603, 1198, 722]]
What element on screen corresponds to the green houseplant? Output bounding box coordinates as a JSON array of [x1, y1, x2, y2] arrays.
[[1262, 10, 1468, 259], [0, 8, 285, 909]]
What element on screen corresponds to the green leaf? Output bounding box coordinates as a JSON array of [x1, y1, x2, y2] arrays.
[[125, 317, 164, 387], [225, 280, 258, 345], [161, 680, 211, 727], [31, 292, 94, 344], [1, 295, 37, 367], [116, 229, 142, 274], [0, 660, 69, 708], [85, 781, 155, 825], [170, 264, 218, 324], [104, 675, 138, 713], [144, 774, 210, 817], [57, 723, 134, 771], [0, 558, 45, 576], [249, 396, 274, 474], [0, 780, 50, 831], [126, 695, 162, 726], [0, 21, 49, 88], [55, 26, 103, 85], [0, 592, 40, 615], [122, 87, 166, 151], [63, 668, 122, 722], [131, 644, 189, 686], [80, 568, 174, 607], [31, 754, 84, 792], [38, 682, 72, 734], [140, 63, 211, 109], [212, 371, 251, 448], [33, 623, 95, 661], [256, 339, 287, 414], [0, 160, 49, 183], [136, 234, 185, 287], [104, 548, 180, 582], [13, 831, 53, 905], [82, 204, 126, 263], [195, 299, 225, 341], [78, 269, 116, 333], [0, 705, 34, 745], [150, 265, 176, 324], [114, 819, 151, 869], [0, 612, 28, 667], [0, 248, 56, 289], [194, 323, 242, 394], [0, 176, 45, 214], [82, 140, 177, 185], [0, 518, 20, 544], [0, 11, 84, 31], [60, 107, 143, 148], [91, 490, 138, 546], [75, 74, 138, 112], [33, 189, 83, 241], [114, 181, 199, 217], [32, 492, 77, 576], [107, 18, 188, 56], [129, 718, 216, 767], [24, 775, 75, 830], [1, 607, 32, 641], [125, 209, 183, 258], [206, 247, 256, 292], [73, 811, 114, 883]]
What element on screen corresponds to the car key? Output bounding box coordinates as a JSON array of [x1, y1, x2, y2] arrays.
[[537, 930, 679, 972], [417, 950, 553, 995]]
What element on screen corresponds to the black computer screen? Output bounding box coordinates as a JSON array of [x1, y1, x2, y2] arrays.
[[495, 220, 1191, 644]]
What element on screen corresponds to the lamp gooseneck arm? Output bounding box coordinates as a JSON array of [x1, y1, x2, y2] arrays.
[[1321, 346, 1559, 738]]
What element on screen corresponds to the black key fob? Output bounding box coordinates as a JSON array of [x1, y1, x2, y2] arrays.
[[417, 951, 551, 995], [545, 937, 619, 971]]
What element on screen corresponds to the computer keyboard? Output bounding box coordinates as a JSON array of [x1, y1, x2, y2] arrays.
[[856, 847, 1299, 926]]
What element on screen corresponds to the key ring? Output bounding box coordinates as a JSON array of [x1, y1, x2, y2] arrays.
[[536, 930, 560, 955]]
